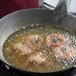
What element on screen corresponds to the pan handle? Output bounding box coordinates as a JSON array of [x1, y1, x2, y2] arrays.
[[54, 0, 67, 22], [43, 0, 67, 22]]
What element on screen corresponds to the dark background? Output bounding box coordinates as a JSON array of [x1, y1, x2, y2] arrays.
[[0, 0, 39, 18]]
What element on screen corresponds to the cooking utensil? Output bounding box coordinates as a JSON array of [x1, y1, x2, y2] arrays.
[[0, 8, 76, 75]]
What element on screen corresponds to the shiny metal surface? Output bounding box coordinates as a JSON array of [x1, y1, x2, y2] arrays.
[[0, 8, 76, 71]]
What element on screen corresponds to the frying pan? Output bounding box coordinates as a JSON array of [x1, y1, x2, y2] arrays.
[[0, 8, 76, 75]]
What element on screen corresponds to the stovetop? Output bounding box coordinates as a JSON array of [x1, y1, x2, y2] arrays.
[[0, 60, 76, 76]]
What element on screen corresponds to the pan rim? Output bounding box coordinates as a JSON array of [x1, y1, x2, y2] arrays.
[[0, 8, 75, 73]]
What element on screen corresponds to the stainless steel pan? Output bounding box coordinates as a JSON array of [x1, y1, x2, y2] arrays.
[[0, 8, 76, 75]]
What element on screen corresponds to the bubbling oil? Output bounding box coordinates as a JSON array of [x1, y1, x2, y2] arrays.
[[3, 24, 76, 73]]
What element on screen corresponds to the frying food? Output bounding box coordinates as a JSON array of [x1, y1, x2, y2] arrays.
[[46, 33, 76, 63], [29, 52, 46, 65], [3, 24, 76, 72], [14, 43, 33, 55], [46, 34, 65, 47], [25, 35, 44, 50], [52, 44, 75, 63]]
